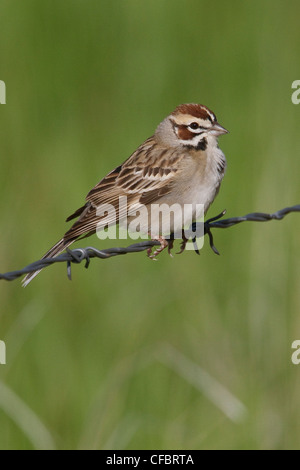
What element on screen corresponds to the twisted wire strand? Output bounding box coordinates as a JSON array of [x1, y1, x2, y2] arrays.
[[0, 204, 299, 282]]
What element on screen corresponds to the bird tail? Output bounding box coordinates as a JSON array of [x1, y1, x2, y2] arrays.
[[22, 238, 74, 287]]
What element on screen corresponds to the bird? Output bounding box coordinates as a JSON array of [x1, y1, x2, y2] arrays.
[[22, 103, 228, 286]]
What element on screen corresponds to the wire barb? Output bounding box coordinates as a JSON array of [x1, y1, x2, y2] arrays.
[[0, 204, 299, 283]]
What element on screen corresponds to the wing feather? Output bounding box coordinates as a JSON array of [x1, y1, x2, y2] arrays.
[[63, 136, 184, 241]]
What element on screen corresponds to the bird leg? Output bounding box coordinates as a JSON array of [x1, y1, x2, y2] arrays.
[[147, 230, 192, 259], [147, 235, 170, 259], [167, 238, 175, 256], [176, 231, 189, 254]]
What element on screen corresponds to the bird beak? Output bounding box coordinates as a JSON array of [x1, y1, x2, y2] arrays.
[[210, 123, 229, 136]]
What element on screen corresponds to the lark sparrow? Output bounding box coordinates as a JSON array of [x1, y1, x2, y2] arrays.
[[23, 103, 228, 286]]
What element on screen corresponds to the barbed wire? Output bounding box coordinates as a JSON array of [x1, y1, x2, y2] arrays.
[[0, 204, 299, 282]]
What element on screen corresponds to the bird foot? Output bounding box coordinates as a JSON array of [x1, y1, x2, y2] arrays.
[[176, 234, 188, 254], [147, 236, 171, 259], [147, 232, 191, 259]]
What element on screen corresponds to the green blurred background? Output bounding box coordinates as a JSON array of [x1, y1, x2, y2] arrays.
[[0, 0, 300, 450]]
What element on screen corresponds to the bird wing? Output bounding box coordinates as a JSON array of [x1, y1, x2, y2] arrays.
[[63, 137, 184, 240], [86, 137, 182, 205]]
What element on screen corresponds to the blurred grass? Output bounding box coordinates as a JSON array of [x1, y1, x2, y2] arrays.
[[0, 0, 300, 449]]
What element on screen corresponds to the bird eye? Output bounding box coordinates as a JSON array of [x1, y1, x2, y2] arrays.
[[189, 122, 199, 130]]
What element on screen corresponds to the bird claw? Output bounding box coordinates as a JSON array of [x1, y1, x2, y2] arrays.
[[167, 239, 174, 257], [147, 233, 191, 259], [176, 236, 188, 255], [147, 236, 171, 259]]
